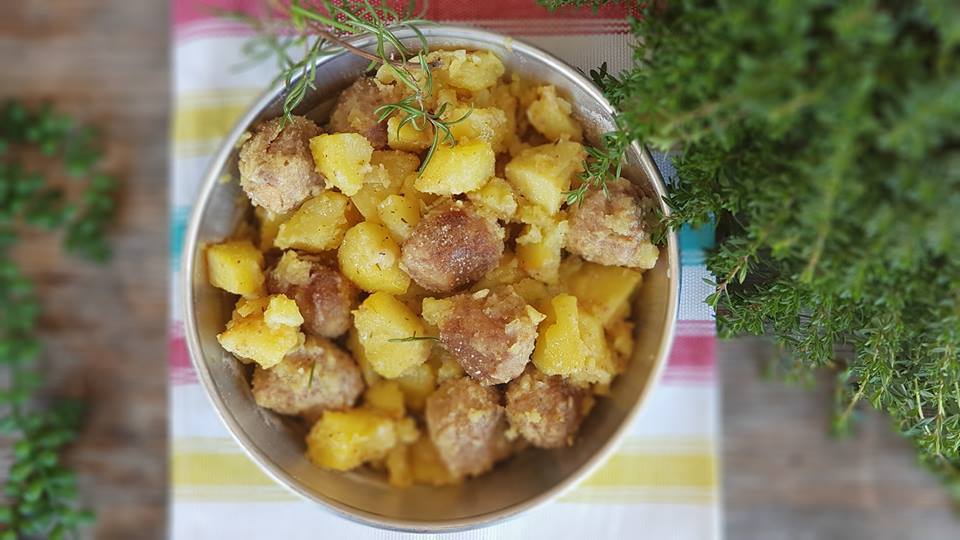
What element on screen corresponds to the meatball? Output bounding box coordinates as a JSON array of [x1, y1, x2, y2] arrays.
[[425, 378, 512, 478], [267, 253, 358, 338], [505, 367, 585, 448], [565, 179, 659, 269], [238, 115, 324, 214], [327, 77, 400, 149], [422, 287, 543, 386], [251, 337, 364, 422], [400, 202, 504, 293]]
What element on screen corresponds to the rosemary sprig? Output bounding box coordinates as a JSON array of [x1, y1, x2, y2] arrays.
[[388, 334, 439, 343], [229, 0, 472, 173], [0, 100, 114, 539]]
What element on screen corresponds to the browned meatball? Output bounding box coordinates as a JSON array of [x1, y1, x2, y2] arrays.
[[505, 367, 585, 448], [423, 286, 542, 386], [400, 202, 504, 293], [251, 337, 364, 422], [327, 77, 400, 149], [238, 115, 324, 214], [425, 378, 511, 478], [565, 179, 659, 269], [267, 254, 358, 338]]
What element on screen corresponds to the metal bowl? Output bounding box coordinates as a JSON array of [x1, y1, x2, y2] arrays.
[[181, 24, 679, 532]]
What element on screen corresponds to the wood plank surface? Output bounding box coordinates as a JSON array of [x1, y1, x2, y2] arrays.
[[0, 1, 169, 539], [0, 2, 956, 539]]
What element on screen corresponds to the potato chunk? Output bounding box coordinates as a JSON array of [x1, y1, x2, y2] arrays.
[[409, 437, 461, 486], [526, 85, 583, 142], [422, 287, 545, 386], [415, 140, 495, 195], [505, 141, 585, 214], [352, 292, 432, 378], [467, 177, 517, 221], [309, 132, 374, 196], [217, 295, 305, 369], [206, 239, 265, 298], [425, 378, 511, 478], [328, 77, 400, 149], [394, 361, 436, 412], [306, 409, 397, 471], [565, 260, 642, 326], [506, 367, 585, 448], [565, 179, 659, 269], [531, 294, 617, 385], [350, 150, 419, 221], [386, 115, 434, 152], [251, 336, 364, 421], [377, 194, 420, 242], [363, 380, 406, 419], [400, 201, 504, 293], [338, 222, 410, 294], [448, 106, 509, 151], [238, 115, 324, 214], [429, 49, 505, 92], [273, 191, 353, 253], [267, 251, 358, 338], [515, 204, 568, 284]]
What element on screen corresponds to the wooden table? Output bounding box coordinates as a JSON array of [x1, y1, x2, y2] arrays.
[[0, 1, 955, 539]]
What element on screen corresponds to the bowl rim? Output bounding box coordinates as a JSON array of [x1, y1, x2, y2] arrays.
[[181, 23, 680, 533]]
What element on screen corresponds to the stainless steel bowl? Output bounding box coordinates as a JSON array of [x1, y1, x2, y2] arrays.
[[182, 24, 679, 532]]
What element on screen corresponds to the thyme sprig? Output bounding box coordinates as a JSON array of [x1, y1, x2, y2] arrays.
[[0, 101, 115, 539], [230, 0, 471, 172]]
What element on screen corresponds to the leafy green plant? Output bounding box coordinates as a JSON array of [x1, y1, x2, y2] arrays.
[[541, 0, 960, 498], [0, 101, 116, 538]]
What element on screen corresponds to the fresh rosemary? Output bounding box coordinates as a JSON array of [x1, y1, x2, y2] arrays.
[[387, 334, 439, 343], [543, 0, 960, 499], [0, 101, 115, 539], [229, 0, 471, 172]]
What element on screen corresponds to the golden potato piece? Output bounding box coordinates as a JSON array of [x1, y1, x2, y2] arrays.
[[505, 140, 585, 215], [400, 201, 504, 293], [565, 260, 642, 326], [422, 287, 545, 386], [352, 292, 432, 378], [206, 239, 265, 298], [217, 295, 305, 369], [428, 49, 505, 92], [251, 336, 363, 421], [565, 179, 659, 269], [238, 115, 324, 214], [328, 77, 400, 149], [415, 140, 495, 195], [267, 251, 358, 338], [425, 378, 511, 478], [409, 436, 461, 486], [387, 114, 434, 152], [306, 409, 397, 471], [309, 132, 374, 197], [515, 204, 568, 284], [377, 194, 420, 242], [363, 380, 406, 419], [338, 221, 410, 294], [505, 367, 585, 448], [273, 191, 353, 253], [526, 85, 583, 142], [531, 294, 617, 386], [467, 177, 517, 221]]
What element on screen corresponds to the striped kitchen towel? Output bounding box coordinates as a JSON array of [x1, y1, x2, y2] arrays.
[[168, 1, 720, 537]]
